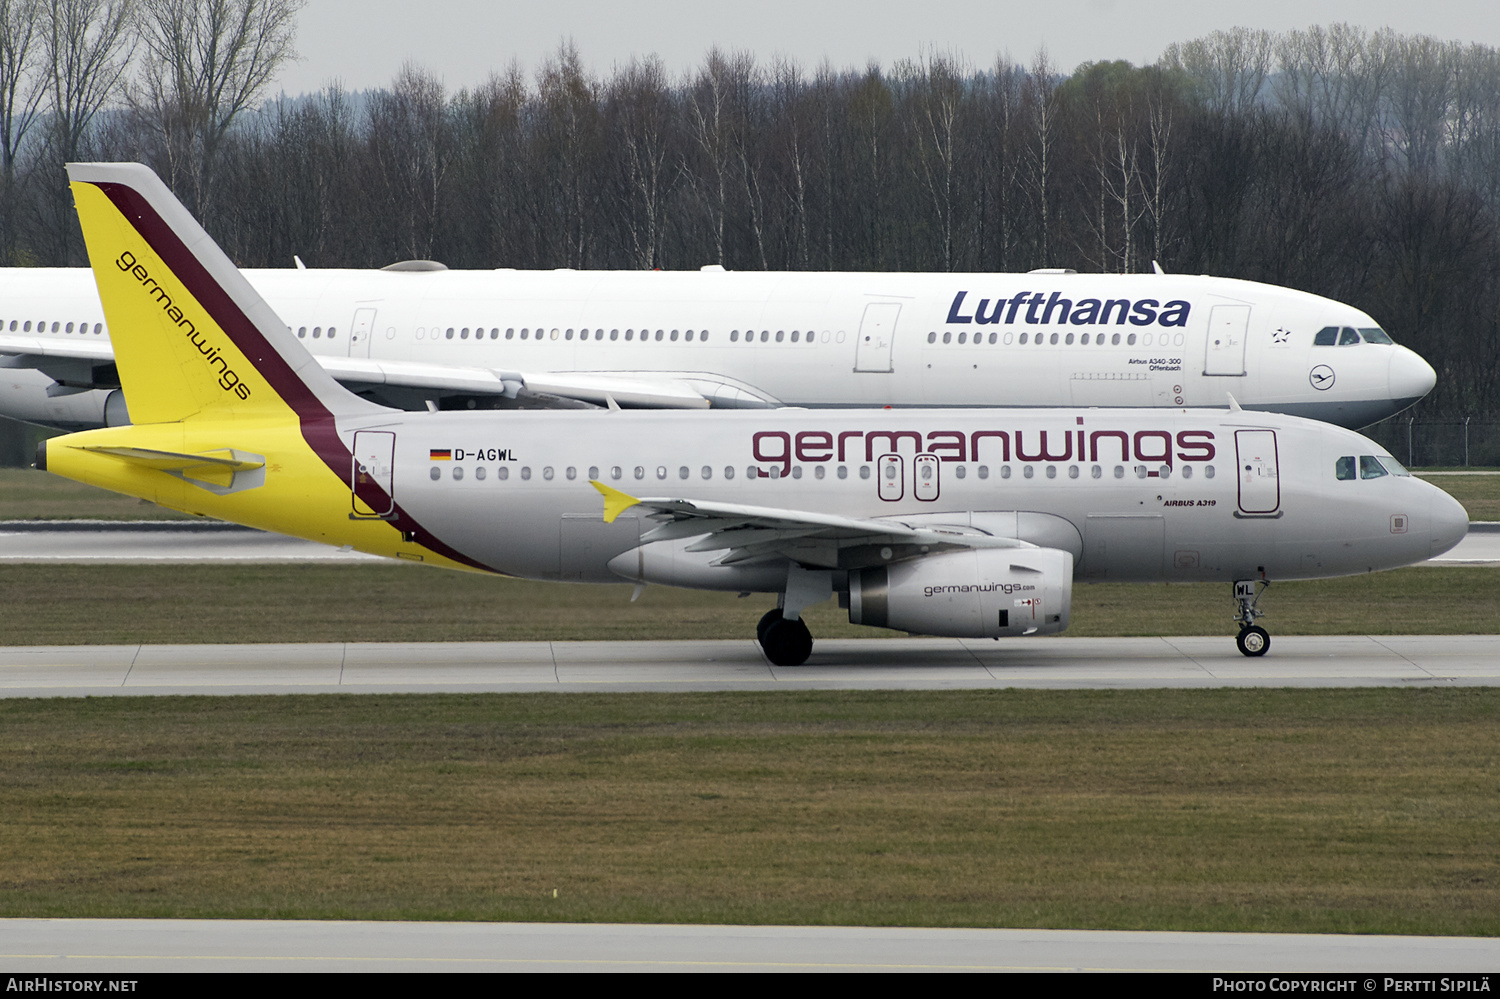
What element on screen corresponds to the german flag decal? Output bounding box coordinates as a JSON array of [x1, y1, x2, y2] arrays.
[[429, 449, 452, 461]]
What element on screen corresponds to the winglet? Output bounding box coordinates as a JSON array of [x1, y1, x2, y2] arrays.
[[591, 479, 641, 523]]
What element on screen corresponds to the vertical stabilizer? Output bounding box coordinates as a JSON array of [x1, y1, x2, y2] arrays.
[[66, 162, 383, 425]]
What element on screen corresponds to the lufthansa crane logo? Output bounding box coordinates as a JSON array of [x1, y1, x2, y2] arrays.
[[1309, 365, 1335, 391]]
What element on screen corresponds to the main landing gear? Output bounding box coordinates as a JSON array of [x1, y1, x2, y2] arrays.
[[757, 565, 832, 667], [1233, 579, 1270, 657], [758, 608, 813, 666]]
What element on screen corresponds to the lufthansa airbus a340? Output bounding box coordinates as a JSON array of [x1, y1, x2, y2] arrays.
[[38, 164, 1467, 664], [0, 244, 1434, 431]]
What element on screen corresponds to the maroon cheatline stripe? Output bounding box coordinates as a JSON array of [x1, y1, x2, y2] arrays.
[[88, 180, 495, 573]]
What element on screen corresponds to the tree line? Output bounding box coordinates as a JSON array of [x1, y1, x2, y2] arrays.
[[0, 7, 1497, 416]]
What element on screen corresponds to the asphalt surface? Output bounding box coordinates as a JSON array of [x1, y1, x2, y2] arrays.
[[2, 634, 1497, 697], [2, 920, 1497, 973]]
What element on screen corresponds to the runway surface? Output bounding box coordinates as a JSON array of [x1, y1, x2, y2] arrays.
[[3, 919, 1497, 972], [2, 634, 1497, 697], [1, 520, 1497, 564]]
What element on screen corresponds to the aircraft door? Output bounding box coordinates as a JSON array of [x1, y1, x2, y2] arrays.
[[1204, 304, 1249, 376], [855, 303, 899, 372], [348, 308, 377, 358], [351, 430, 396, 518], [1235, 429, 1280, 515], [914, 453, 940, 501], [877, 453, 904, 501]]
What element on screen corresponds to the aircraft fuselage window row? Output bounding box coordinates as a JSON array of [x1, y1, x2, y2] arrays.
[[406, 327, 719, 343], [428, 462, 1219, 483], [1314, 326, 1396, 346], [1335, 454, 1409, 480], [295, 326, 337, 339], [927, 329, 1188, 347], [6, 319, 104, 334]]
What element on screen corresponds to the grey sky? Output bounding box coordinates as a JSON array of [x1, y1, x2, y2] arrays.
[[276, 1, 1500, 96]]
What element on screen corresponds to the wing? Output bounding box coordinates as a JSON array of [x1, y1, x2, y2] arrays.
[[0, 334, 116, 396], [2, 331, 780, 412], [592, 481, 1032, 570]]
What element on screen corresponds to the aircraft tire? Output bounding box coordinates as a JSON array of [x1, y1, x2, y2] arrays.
[[1236, 626, 1270, 657], [761, 617, 813, 666], [757, 608, 784, 643]]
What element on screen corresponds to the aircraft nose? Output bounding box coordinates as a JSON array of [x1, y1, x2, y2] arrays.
[[1389, 347, 1437, 408], [1428, 484, 1470, 559]]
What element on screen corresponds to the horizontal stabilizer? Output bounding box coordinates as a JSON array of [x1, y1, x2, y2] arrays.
[[73, 445, 263, 489]]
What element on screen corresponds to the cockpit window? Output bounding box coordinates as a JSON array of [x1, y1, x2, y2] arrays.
[[1359, 327, 1394, 344], [1339, 327, 1361, 345], [1338, 455, 1409, 479], [1314, 326, 1337, 346]]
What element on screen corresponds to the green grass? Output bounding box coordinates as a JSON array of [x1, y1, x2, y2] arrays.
[[0, 563, 1496, 646], [1415, 472, 1500, 521], [0, 467, 191, 520], [1, 688, 1496, 932]]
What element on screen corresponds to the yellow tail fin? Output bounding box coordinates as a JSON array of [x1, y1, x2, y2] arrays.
[[68, 163, 379, 425]]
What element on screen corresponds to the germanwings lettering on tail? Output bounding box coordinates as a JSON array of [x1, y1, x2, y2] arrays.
[[115, 249, 251, 399]]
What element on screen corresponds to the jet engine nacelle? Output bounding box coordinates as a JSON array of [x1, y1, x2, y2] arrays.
[[848, 547, 1073, 638]]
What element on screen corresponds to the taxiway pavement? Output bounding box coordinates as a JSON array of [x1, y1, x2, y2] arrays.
[[3, 919, 1498, 972], [2, 634, 1496, 697]]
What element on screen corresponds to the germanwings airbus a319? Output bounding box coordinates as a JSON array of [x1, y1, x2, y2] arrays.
[[1, 240, 1434, 432], [40, 164, 1467, 664]]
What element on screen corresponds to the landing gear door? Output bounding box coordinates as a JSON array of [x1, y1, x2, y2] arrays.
[[1235, 429, 1280, 515], [348, 308, 377, 359], [352, 430, 396, 518], [877, 453, 904, 501], [855, 302, 899, 372], [1204, 304, 1249, 376]]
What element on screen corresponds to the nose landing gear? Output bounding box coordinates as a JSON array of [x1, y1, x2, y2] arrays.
[[1233, 579, 1270, 656]]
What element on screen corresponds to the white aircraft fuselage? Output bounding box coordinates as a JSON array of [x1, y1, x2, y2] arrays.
[[0, 265, 1436, 430]]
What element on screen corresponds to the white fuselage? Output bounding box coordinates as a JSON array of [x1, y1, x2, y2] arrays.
[[0, 267, 1436, 430], [334, 407, 1464, 588]]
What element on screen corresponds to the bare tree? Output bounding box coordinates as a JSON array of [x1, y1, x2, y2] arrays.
[[133, 0, 304, 221], [1023, 49, 1059, 267], [0, 0, 42, 259], [606, 55, 673, 269], [1161, 27, 1272, 116], [41, 0, 132, 261], [898, 50, 968, 271], [366, 62, 450, 262], [0, 0, 41, 180], [43, 0, 131, 159]]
